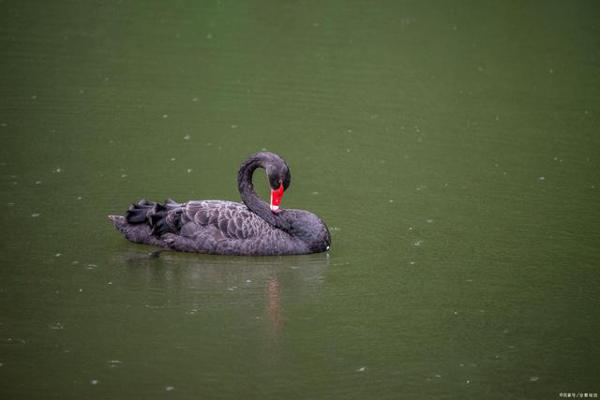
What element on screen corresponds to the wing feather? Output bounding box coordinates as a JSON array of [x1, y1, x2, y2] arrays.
[[181, 200, 268, 240]]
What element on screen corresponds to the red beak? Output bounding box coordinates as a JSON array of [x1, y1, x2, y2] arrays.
[[270, 183, 284, 212]]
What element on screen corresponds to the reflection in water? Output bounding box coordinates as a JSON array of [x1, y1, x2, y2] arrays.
[[114, 250, 329, 323], [114, 251, 328, 354], [116, 250, 329, 286], [267, 276, 283, 336]]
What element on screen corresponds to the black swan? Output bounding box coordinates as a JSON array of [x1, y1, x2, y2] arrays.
[[108, 152, 331, 256]]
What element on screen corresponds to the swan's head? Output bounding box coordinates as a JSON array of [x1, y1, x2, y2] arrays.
[[263, 153, 291, 213], [238, 151, 293, 214]]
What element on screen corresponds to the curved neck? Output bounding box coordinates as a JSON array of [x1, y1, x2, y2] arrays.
[[237, 156, 288, 230]]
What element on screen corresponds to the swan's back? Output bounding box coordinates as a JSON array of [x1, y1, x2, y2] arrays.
[[110, 199, 311, 255]]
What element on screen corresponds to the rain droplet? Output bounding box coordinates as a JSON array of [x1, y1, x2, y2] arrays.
[[49, 322, 64, 330]]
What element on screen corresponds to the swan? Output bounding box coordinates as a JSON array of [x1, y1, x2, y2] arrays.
[[108, 152, 331, 255]]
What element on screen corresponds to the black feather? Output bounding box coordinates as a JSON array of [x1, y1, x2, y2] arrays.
[[126, 201, 156, 224]]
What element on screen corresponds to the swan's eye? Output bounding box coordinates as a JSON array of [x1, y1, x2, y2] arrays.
[[269, 177, 281, 190]]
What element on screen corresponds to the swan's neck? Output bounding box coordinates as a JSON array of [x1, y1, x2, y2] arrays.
[[237, 156, 286, 229]]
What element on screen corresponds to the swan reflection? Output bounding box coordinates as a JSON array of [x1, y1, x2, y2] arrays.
[[115, 251, 329, 337]]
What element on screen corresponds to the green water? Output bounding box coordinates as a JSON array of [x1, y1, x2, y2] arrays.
[[1, 0, 599, 398]]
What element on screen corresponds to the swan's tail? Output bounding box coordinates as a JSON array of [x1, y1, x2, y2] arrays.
[[108, 199, 182, 245], [125, 199, 164, 224]]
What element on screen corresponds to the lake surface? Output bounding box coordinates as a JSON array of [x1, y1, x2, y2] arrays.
[[1, 0, 599, 398]]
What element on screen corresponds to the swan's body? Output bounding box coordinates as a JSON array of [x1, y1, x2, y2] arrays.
[[109, 152, 330, 256]]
